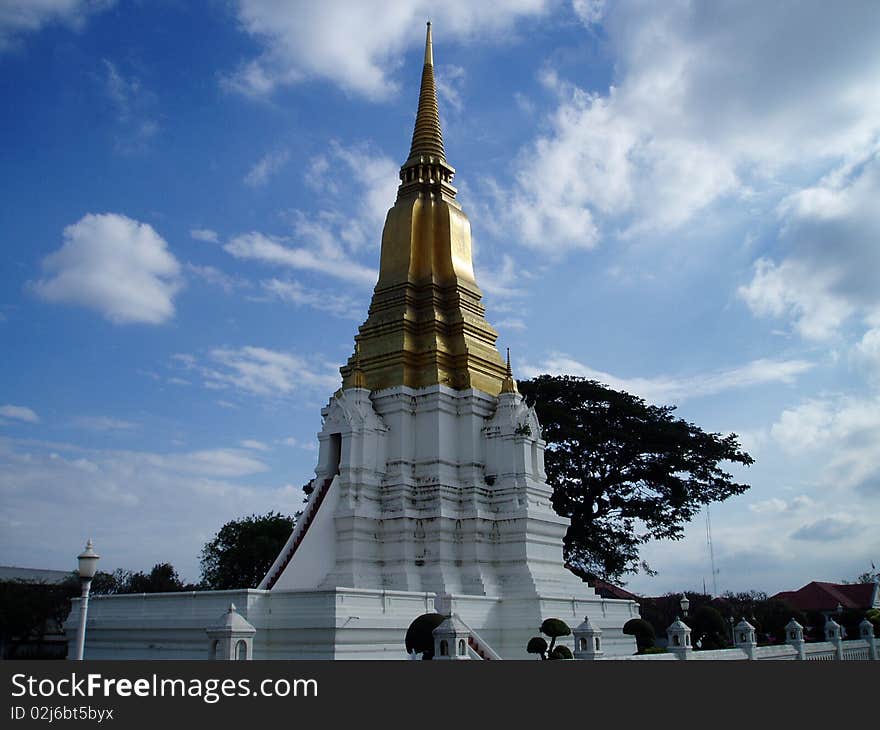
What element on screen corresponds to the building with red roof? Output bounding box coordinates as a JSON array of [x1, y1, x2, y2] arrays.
[[773, 579, 879, 616]]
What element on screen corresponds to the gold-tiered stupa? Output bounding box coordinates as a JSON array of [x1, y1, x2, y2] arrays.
[[340, 22, 508, 396]]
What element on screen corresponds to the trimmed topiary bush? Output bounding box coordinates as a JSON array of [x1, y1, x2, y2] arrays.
[[527, 617, 572, 659], [527, 637, 549, 657], [623, 618, 656, 652]]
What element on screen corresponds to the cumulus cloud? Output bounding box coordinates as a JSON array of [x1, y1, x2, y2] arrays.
[[31, 213, 182, 324], [222, 0, 550, 100], [0, 405, 40, 424], [771, 395, 880, 492], [521, 353, 813, 404], [491, 1, 880, 253], [739, 150, 880, 340], [0, 0, 113, 52]]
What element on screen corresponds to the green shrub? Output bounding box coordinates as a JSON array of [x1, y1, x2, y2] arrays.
[[540, 618, 571, 639], [549, 645, 573, 660], [623, 618, 655, 651]]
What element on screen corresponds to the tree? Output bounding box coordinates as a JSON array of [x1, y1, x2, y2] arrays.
[[200, 511, 295, 590], [690, 605, 727, 649], [518, 376, 753, 581]]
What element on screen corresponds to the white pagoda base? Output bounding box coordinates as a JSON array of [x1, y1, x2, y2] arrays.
[[66, 384, 639, 660]]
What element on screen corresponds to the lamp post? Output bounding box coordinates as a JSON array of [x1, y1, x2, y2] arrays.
[[74, 539, 100, 660], [679, 593, 690, 619]]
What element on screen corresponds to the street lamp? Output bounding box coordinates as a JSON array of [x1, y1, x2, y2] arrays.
[[74, 539, 100, 660], [679, 593, 690, 618]]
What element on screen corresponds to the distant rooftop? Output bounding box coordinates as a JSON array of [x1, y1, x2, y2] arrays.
[[773, 580, 880, 612], [0, 565, 74, 584]]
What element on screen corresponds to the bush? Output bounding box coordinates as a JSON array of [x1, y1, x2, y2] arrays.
[[540, 618, 571, 639], [527, 637, 548, 657], [623, 618, 655, 652], [527, 618, 572, 659]]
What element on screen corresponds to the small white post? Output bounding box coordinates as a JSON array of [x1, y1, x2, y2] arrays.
[[859, 618, 877, 660], [734, 619, 757, 660], [666, 618, 692, 660], [785, 618, 805, 660], [825, 617, 844, 660]]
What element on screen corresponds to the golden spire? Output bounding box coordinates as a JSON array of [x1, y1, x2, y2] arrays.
[[340, 23, 507, 396], [352, 340, 366, 389], [500, 348, 519, 394], [406, 22, 446, 165]]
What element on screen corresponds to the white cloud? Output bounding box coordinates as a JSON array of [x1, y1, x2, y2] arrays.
[[490, 2, 880, 253], [739, 150, 880, 340], [738, 258, 855, 341], [748, 495, 814, 515], [854, 328, 880, 382], [771, 395, 880, 492], [32, 213, 182, 324], [187, 263, 248, 294], [0, 436, 300, 579], [195, 346, 339, 397], [0, 0, 113, 52], [239, 439, 270, 452], [476, 254, 524, 299], [223, 0, 551, 100], [303, 142, 398, 251], [190, 228, 219, 243], [435, 64, 466, 112], [102, 59, 159, 153], [74, 416, 137, 431], [225, 229, 375, 286], [521, 354, 813, 404], [0, 405, 40, 423], [261, 278, 363, 320], [244, 149, 289, 188]]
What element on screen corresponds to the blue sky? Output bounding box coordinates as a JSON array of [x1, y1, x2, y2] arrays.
[[1, 0, 878, 595]]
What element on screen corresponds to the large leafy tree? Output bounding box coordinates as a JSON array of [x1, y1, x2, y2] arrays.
[[200, 512, 295, 590], [518, 375, 753, 582]]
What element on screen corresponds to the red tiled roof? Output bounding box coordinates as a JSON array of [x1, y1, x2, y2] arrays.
[[588, 577, 641, 602], [772, 581, 877, 612]]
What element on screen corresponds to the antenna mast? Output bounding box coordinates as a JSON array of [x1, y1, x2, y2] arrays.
[[706, 506, 719, 597]]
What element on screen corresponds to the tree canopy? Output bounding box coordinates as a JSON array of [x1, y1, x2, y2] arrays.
[[518, 375, 753, 582], [200, 511, 295, 590]]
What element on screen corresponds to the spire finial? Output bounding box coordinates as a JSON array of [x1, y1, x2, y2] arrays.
[[353, 340, 367, 389], [425, 21, 433, 66], [405, 22, 445, 165], [500, 348, 519, 394]]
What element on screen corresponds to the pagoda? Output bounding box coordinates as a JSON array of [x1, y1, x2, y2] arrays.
[[65, 24, 639, 660]]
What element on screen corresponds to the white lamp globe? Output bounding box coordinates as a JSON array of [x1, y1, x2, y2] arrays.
[[77, 539, 100, 580]]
